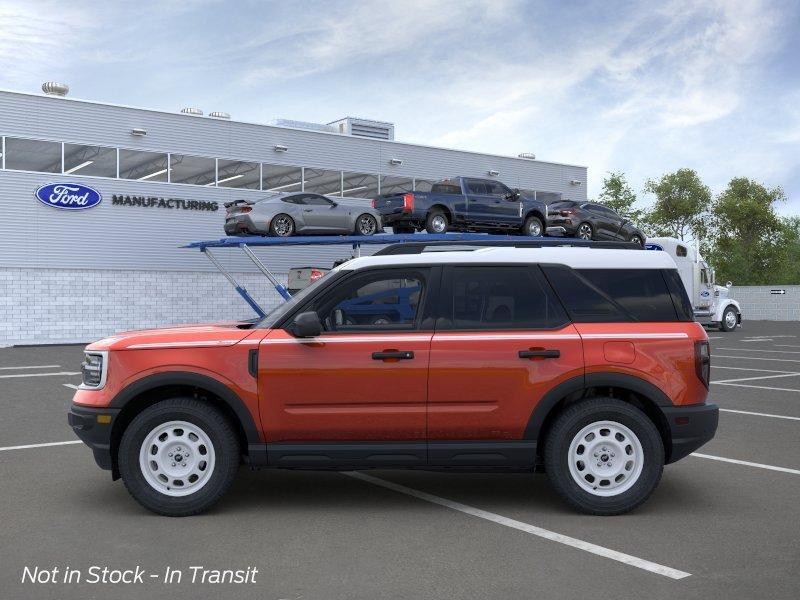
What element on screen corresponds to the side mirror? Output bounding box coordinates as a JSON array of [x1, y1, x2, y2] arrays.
[[290, 311, 322, 338], [329, 201, 338, 208]]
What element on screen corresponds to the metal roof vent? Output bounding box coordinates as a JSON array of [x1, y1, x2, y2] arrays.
[[328, 117, 395, 140], [180, 107, 203, 116], [209, 111, 230, 119], [42, 82, 69, 97], [518, 152, 536, 160]]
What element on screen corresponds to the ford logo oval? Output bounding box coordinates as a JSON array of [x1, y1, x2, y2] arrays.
[[35, 183, 102, 210]]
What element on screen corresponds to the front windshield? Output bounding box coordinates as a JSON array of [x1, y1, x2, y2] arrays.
[[257, 269, 344, 329]]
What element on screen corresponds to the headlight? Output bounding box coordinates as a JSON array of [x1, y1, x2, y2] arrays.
[[80, 351, 108, 389]]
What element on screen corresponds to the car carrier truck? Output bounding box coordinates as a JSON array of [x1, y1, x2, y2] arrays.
[[647, 237, 741, 331]]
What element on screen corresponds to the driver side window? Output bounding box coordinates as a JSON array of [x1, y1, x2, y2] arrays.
[[308, 270, 427, 332]]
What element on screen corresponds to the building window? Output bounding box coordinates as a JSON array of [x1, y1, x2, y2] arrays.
[[263, 164, 302, 193], [4, 137, 61, 173], [414, 178, 436, 192], [63, 144, 117, 177], [216, 159, 260, 189], [304, 168, 342, 196], [341, 172, 379, 198], [378, 175, 413, 195], [119, 149, 169, 182], [169, 154, 216, 186]]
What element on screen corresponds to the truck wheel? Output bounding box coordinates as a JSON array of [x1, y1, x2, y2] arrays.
[[522, 215, 544, 237], [544, 398, 664, 515], [118, 398, 240, 517], [720, 306, 738, 332], [576, 222, 593, 240], [425, 210, 449, 234], [269, 214, 295, 237]]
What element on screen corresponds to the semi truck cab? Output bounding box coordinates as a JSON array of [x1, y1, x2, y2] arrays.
[[647, 237, 741, 331]]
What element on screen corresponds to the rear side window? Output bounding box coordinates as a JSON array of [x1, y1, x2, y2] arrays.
[[541, 265, 628, 322], [662, 269, 694, 321], [577, 269, 679, 322], [431, 181, 462, 194], [443, 266, 568, 330]]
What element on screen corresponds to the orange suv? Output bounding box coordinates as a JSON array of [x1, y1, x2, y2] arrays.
[[69, 244, 717, 516]]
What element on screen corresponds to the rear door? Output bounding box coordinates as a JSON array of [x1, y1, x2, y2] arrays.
[[464, 179, 495, 225], [427, 265, 584, 467]]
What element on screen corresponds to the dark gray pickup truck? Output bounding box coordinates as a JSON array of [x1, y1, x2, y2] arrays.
[[372, 177, 550, 236]]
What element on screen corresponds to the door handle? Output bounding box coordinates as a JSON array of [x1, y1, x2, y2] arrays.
[[372, 350, 414, 360], [518, 349, 560, 359], [303, 209, 313, 212]]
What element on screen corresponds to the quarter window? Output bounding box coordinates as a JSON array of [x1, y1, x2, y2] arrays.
[[541, 265, 628, 322], [446, 266, 567, 330], [577, 269, 678, 321]]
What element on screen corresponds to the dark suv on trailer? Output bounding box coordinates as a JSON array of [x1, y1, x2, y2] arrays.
[[547, 201, 646, 245]]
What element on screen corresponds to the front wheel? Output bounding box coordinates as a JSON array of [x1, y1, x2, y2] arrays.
[[576, 222, 593, 240], [629, 234, 644, 246], [544, 398, 664, 515], [118, 398, 240, 516], [720, 306, 738, 331], [522, 215, 544, 237], [355, 213, 379, 236]]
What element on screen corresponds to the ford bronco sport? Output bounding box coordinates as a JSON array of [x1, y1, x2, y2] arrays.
[[69, 243, 717, 516]]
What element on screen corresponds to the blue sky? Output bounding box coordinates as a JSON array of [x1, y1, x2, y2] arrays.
[[2, 0, 799, 213]]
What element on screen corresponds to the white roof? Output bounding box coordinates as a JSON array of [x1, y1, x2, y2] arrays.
[[340, 246, 678, 271]]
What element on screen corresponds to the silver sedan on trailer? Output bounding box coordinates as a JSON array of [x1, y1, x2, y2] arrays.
[[224, 192, 383, 237]]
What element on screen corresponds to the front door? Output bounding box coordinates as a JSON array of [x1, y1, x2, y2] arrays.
[[427, 265, 584, 466], [258, 267, 437, 461], [299, 194, 350, 232]]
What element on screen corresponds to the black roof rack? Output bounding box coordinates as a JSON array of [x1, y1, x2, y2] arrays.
[[373, 239, 642, 256]]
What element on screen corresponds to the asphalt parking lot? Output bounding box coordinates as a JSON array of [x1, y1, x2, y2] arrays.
[[1, 321, 799, 600]]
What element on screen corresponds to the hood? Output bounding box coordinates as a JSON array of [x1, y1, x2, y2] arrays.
[[714, 285, 730, 298], [86, 322, 257, 351]]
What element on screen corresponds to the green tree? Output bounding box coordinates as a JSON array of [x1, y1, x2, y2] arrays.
[[642, 169, 711, 241], [597, 171, 641, 220], [706, 178, 793, 285]]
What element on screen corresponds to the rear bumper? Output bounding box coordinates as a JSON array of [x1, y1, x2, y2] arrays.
[[662, 402, 719, 463], [68, 404, 121, 472], [224, 215, 269, 236], [378, 208, 421, 225]]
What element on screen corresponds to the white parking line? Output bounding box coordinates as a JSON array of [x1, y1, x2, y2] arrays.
[[691, 453, 800, 475], [0, 440, 82, 452], [712, 373, 800, 384], [716, 348, 800, 355], [0, 371, 81, 379], [712, 366, 798, 373], [63, 383, 79, 390], [712, 382, 800, 393], [0, 364, 61, 371], [775, 344, 800, 349], [344, 471, 691, 580], [714, 355, 800, 363], [720, 408, 800, 421]]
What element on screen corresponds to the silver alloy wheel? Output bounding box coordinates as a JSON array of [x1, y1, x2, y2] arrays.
[[527, 219, 542, 236], [272, 215, 293, 236], [577, 223, 592, 240], [138, 420, 216, 497], [567, 420, 644, 497], [724, 309, 738, 329], [431, 214, 447, 233], [630, 235, 643, 246], [357, 214, 377, 235]]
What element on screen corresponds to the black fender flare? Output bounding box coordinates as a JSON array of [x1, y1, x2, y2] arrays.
[[109, 371, 261, 445], [523, 372, 672, 440]]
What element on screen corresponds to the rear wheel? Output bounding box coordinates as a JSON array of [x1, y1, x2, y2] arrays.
[[720, 306, 738, 331], [629, 234, 644, 246], [576, 222, 593, 240], [544, 398, 664, 515], [425, 210, 449, 234], [355, 213, 378, 236], [118, 398, 240, 517], [522, 215, 544, 237], [269, 214, 295, 237]]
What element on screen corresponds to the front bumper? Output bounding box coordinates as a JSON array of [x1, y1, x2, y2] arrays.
[[662, 402, 719, 463], [68, 404, 121, 472]]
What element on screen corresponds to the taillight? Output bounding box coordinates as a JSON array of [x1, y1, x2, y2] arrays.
[[560, 209, 575, 216], [695, 340, 710, 388], [371, 198, 377, 209], [310, 269, 324, 282], [402, 193, 414, 212], [239, 206, 252, 213]]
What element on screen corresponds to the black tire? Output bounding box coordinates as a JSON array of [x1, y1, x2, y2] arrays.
[[269, 214, 295, 237], [118, 398, 240, 517], [629, 234, 644, 246], [354, 213, 379, 236], [425, 209, 449, 234], [522, 215, 544, 237], [392, 225, 416, 234], [720, 306, 738, 332], [544, 398, 664, 515], [576, 222, 594, 240]]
